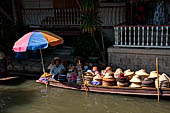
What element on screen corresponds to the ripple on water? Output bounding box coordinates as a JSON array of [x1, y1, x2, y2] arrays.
[[0, 80, 170, 113]]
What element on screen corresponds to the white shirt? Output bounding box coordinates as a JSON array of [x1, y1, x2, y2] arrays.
[[50, 64, 65, 76]]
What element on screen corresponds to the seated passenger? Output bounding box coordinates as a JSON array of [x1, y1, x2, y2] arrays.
[[50, 57, 65, 80]]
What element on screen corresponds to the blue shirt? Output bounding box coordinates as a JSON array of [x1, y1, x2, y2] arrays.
[[50, 64, 65, 76]]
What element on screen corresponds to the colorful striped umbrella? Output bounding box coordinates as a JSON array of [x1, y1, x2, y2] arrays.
[[13, 30, 63, 52], [13, 30, 64, 87]]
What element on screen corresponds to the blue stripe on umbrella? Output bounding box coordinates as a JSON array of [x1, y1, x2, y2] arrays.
[[27, 31, 48, 50]]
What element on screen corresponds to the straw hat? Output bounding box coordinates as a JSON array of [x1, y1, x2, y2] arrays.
[[85, 70, 94, 75], [130, 83, 141, 88], [115, 68, 122, 73], [148, 71, 159, 78], [86, 72, 93, 76], [117, 73, 128, 83], [105, 66, 112, 71], [114, 68, 123, 79], [0, 51, 5, 60], [117, 81, 129, 87], [142, 78, 154, 85], [124, 69, 134, 76], [135, 69, 149, 76], [130, 75, 141, 83], [159, 73, 169, 82], [93, 74, 102, 80], [135, 69, 145, 73], [103, 72, 113, 79], [155, 73, 170, 88], [47, 57, 61, 69], [85, 69, 93, 73]]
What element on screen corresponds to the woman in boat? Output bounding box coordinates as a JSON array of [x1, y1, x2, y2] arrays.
[[50, 57, 65, 80]]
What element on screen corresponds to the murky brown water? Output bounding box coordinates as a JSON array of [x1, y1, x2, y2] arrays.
[[0, 79, 170, 113]]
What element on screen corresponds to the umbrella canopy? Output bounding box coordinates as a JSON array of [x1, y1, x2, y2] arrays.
[[13, 30, 64, 52]]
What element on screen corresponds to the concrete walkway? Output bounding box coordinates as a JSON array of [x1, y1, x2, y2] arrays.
[[7, 48, 75, 76]]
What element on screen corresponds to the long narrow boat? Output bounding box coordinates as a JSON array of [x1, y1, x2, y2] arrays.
[[46, 81, 170, 97]]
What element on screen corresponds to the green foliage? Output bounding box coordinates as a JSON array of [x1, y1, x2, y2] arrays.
[[79, 0, 102, 35]]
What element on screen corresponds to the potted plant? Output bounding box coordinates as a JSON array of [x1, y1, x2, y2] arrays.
[[76, 0, 106, 63]]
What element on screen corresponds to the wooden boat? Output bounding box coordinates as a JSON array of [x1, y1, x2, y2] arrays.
[[43, 81, 170, 97]]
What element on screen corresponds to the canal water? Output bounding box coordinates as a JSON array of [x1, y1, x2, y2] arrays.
[[0, 78, 170, 113]]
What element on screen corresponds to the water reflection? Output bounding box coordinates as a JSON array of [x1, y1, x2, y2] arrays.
[[0, 80, 170, 113]]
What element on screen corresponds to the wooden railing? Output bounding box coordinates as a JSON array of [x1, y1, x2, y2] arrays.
[[22, 8, 81, 26], [114, 25, 170, 48], [22, 6, 126, 27]]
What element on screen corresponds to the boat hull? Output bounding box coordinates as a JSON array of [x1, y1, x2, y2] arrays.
[[49, 82, 170, 97]]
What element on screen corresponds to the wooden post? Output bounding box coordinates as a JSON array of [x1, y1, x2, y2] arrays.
[[78, 60, 88, 96], [156, 57, 160, 103]]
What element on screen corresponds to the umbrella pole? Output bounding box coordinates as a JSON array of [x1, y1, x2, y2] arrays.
[[40, 49, 47, 88]]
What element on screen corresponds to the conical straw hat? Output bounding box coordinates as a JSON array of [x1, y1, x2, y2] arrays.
[[130, 75, 141, 83], [159, 73, 169, 82], [135, 69, 145, 74], [124, 69, 134, 76], [130, 83, 141, 88], [148, 71, 159, 78], [135, 69, 149, 76]]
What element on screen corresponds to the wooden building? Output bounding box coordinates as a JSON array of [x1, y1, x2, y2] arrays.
[[2, 0, 170, 74]]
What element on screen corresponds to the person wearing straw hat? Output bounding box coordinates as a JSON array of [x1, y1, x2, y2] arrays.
[[38, 57, 65, 83], [50, 57, 65, 80]]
